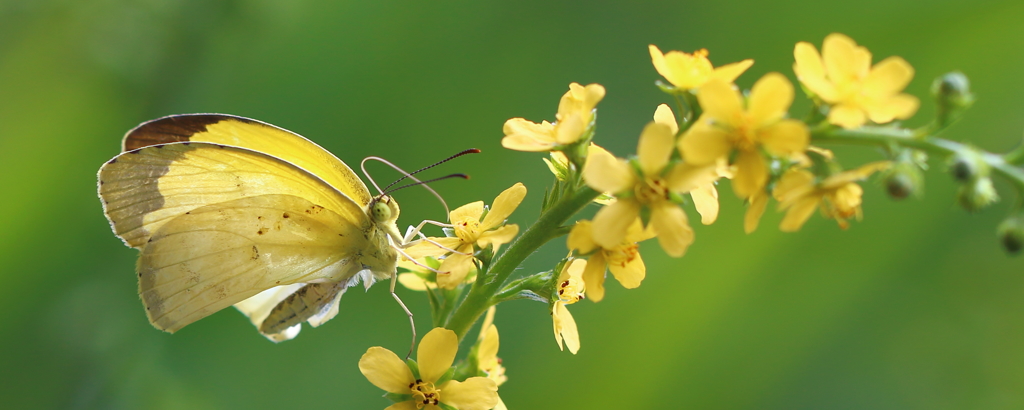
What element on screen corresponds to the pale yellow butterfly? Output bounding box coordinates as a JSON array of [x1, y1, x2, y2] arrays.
[[98, 114, 448, 342]]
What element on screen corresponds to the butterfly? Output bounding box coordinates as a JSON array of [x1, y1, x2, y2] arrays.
[[98, 114, 428, 342]]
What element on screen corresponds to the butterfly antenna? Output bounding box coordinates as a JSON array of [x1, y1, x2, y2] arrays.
[[362, 157, 454, 218], [381, 148, 480, 193]]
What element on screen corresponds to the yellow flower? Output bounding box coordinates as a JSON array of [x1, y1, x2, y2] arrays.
[[774, 161, 891, 231], [502, 83, 606, 152], [396, 257, 475, 291], [743, 191, 770, 234], [474, 307, 507, 410], [649, 45, 754, 90], [679, 73, 810, 200], [420, 183, 525, 289], [359, 327, 499, 410], [794, 33, 919, 129], [552, 259, 586, 354], [567, 219, 653, 302], [584, 122, 718, 257], [654, 103, 731, 224]]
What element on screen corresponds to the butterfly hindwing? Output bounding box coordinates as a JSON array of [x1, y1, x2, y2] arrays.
[[138, 193, 369, 333]]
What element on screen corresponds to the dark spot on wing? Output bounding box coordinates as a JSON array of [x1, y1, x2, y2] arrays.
[[251, 245, 260, 260], [282, 213, 290, 218]]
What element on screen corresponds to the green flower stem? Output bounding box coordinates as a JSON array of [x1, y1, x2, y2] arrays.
[[444, 185, 600, 340], [811, 125, 1024, 193]]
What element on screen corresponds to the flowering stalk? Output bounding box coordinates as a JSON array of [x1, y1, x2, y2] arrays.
[[444, 185, 600, 339]]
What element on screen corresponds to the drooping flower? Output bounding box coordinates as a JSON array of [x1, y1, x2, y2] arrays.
[[359, 328, 499, 410], [649, 45, 754, 90], [793, 33, 919, 129], [679, 73, 810, 200], [502, 83, 606, 151], [552, 259, 586, 354], [774, 161, 891, 231], [654, 103, 732, 224], [567, 219, 653, 302], [396, 256, 476, 291], [418, 183, 526, 289], [473, 307, 508, 410], [584, 122, 719, 257]]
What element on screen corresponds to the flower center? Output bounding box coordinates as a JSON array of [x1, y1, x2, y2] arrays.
[[454, 219, 482, 243], [557, 276, 585, 304], [733, 113, 758, 151], [409, 379, 441, 408], [605, 243, 640, 268], [635, 177, 668, 205]]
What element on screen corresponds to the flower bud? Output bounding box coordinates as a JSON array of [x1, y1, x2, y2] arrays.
[[998, 213, 1024, 254], [950, 151, 974, 181], [956, 177, 999, 212], [883, 159, 924, 200], [931, 71, 975, 127]]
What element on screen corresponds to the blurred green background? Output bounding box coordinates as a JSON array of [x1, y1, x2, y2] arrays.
[[2, 0, 1023, 408]]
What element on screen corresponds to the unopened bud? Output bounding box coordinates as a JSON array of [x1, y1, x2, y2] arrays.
[[931, 71, 975, 127], [998, 214, 1024, 254], [949, 153, 975, 182], [956, 177, 999, 212], [883, 161, 924, 200]]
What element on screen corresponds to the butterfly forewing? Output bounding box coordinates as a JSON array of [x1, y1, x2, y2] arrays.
[[121, 114, 373, 206]]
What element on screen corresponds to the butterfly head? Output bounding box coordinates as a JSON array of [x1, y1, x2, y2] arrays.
[[370, 194, 403, 242]]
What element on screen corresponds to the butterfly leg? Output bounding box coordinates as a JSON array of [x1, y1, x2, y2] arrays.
[[392, 244, 420, 359], [402, 219, 451, 245]]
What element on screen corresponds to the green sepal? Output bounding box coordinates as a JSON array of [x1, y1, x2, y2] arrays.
[[437, 403, 459, 410], [406, 358, 421, 380], [435, 366, 457, 386], [384, 393, 412, 403], [655, 80, 680, 95]]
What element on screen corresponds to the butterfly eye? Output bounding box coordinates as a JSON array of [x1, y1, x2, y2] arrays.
[[371, 200, 392, 223]]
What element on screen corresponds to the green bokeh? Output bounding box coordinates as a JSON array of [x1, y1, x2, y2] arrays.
[[2, 0, 1023, 408]]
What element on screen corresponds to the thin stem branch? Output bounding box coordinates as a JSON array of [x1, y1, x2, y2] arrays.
[[811, 125, 1024, 193]]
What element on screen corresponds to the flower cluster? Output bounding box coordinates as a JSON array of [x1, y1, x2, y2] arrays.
[[356, 32, 1020, 409]]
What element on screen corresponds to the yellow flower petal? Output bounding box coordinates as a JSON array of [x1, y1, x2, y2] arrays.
[[359, 346, 415, 394], [779, 196, 821, 232], [477, 224, 519, 250], [558, 83, 606, 119], [667, 162, 718, 194], [583, 146, 635, 194], [679, 119, 733, 165], [822, 33, 860, 83], [501, 118, 556, 152], [437, 251, 474, 289], [398, 272, 433, 291], [793, 41, 837, 101], [384, 401, 419, 410], [552, 302, 580, 354], [439, 378, 499, 410], [649, 45, 674, 84], [607, 247, 645, 289], [758, 119, 809, 157], [748, 72, 794, 127], [863, 56, 914, 98], [637, 122, 675, 177], [744, 191, 769, 234], [477, 324, 499, 370], [821, 161, 891, 188], [451, 201, 485, 225], [653, 103, 679, 135], [697, 79, 743, 127], [417, 328, 458, 383], [710, 59, 754, 84], [591, 199, 641, 250], [690, 183, 719, 225], [582, 252, 607, 302], [481, 183, 526, 229], [649, 202, 694, 257], [867, 93, 919, 124], [554, 112, 587, 145], [773, 168, 816, 205], [566, 220, 598, 254], [731, 149, 768, 199], [828, 103, 867, 129]]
